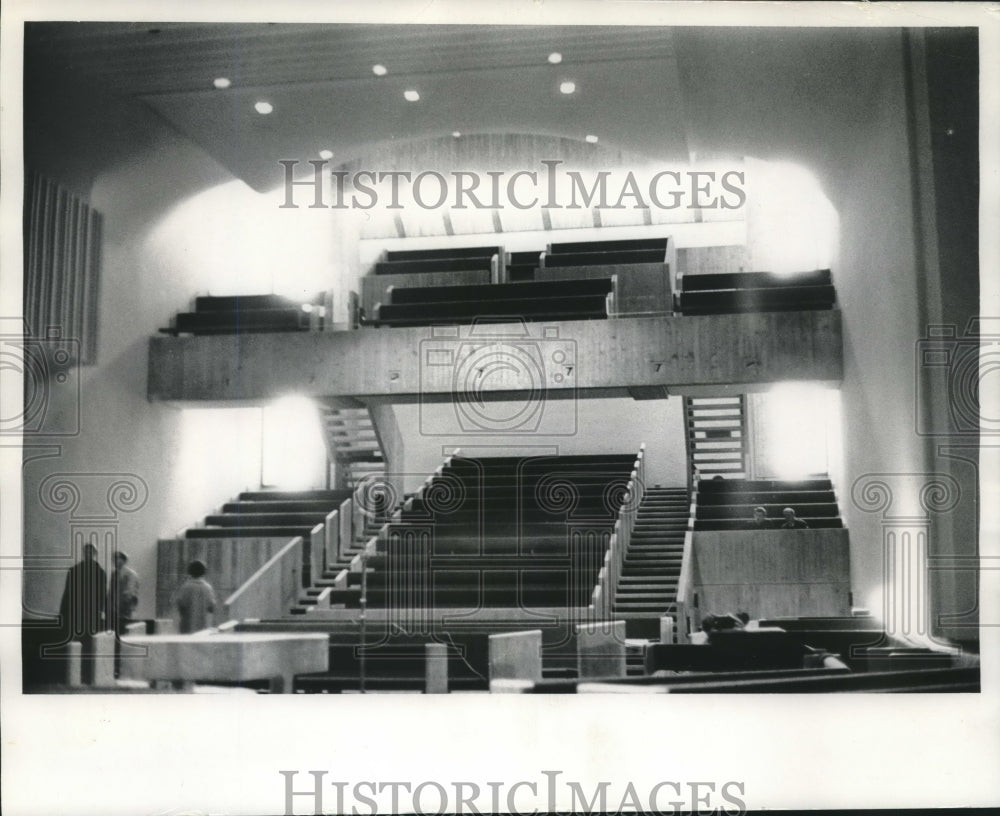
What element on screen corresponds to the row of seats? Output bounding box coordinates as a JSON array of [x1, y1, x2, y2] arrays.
[[157, 240, 838, 336], [369, 277, 614, 328], [182, 488, 353, 586], [160, 294, 324, 336], [361, 238, 667, 326], [371, 238, 667, 278], [499, 616, 975, 693], [693, 476, 843, 530], [334, 454, 638, 609], [677, 269, 836, 315]]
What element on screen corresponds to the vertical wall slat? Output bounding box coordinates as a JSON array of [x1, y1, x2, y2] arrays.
[[24, 170, 102, 364], [85, 211, 103, 363]]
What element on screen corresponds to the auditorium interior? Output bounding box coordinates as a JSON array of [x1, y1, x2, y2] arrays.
[[16, 22, 986, 693]]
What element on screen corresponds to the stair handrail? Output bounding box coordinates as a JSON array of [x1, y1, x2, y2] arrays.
[[220, 536, 303, 623], [593, 444, 646, 620], [674, 480, 698, 642]]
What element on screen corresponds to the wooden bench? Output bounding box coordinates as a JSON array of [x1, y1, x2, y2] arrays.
[[549, 237, 669, 254], [694, 517, 843, 531], [680, 284, 836, 314], [542, 248, 667, 267], [681, 269, 832, 291]]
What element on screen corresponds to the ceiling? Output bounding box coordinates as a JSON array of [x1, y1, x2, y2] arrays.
[[25, 23, 692, 192]]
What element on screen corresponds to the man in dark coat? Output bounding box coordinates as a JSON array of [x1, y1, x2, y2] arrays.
[[59, 542, 106, 639], [59, 542, 106, 683]]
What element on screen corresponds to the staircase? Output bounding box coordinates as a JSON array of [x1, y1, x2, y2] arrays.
[[612, 488, 689, 618], [318, 403, 385, 488], [289, 497, 392, 615], [684, 395, 747, 485]]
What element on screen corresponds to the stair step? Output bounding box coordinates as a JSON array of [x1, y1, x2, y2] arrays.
[[620, 574, 678, 580]]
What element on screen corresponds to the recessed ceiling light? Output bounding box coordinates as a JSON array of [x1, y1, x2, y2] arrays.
[[213, 77, 231, 89], [404, 89, 420, 102], [254, 101, 273, 115], [319, 150, 334, 160], [372, 64, 388, 76], [452, 131, 462, 138], [559, 81, 576, 95], [585, 134, 599, 144], [548, 52, 563, 64]]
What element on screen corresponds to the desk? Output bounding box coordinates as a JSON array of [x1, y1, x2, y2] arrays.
[[119, 632, 328, 692]]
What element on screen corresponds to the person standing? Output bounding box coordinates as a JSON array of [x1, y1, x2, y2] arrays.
[[108, 550, 140, 634], [108, 550, 140, 677], [174, 560, 217, 634], [59, 542, 106, 684]]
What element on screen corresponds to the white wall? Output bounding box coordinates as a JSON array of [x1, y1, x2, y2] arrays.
[[395, 396, 687, 492], [21, 77, 331, 619]]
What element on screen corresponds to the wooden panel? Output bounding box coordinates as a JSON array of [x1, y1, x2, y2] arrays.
[[361, 269, 491, 316], [149, 310, 843, 403], [222, 538, 304, 623], [676, 245, 748, 277], [155, 537, 292, 617], [535, 262, 670, 315], [691, 529, 851, 619]]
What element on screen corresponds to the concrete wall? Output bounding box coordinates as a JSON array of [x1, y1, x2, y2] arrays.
[[396, 395, 688, 492], [20, 74, 332, 620], [674, 27, 978, 638]]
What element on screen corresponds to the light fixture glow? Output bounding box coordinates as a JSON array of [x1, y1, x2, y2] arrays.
[[585, 134, 599, 144], [452, 131, 462, 138], [559, 81, 576, 95], [758, 383, 836, 481], [404, 89, 420, 102], [261, 396, 325, 491], [213, 77, 231, 89], [372, 64, 388, 76], [254, 100, 273, 115], [318, 150, 334, 160], [548, 52, 563, 64]]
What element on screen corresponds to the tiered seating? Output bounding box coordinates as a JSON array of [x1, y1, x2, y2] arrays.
[[536, 236, 671, 315], [694, 477, 843, 530], [184, 488, 353, 585], [374, 245, 502, 276], [755, 615, 957, 672], [360, 245, 502, 320], [542, 236, 670, 268], [506, 250, 543, 282], [235, 619, 510, 693], [187, 488, 351, 539], [498, 619, 976, 693], [297, 631, 490, 693], [507, 666, 978, 693], [370, 278, 614, 327], [340, 454, 638, 610], [159, 294, 322, 336], [678, 269, 835, 315]]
